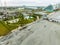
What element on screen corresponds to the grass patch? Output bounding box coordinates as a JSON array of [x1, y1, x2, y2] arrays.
[[0, 21, 10, 36]]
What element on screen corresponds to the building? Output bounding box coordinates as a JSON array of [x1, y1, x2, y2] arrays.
[[7, 19, 19, 23], [44, 5, 54, 12]]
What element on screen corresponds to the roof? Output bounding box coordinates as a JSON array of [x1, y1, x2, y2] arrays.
[[44, 5, 54, 12], [34, 12, 47, 15]]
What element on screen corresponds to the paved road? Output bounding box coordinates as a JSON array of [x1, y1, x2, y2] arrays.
[[21, 20, 60, 45], [0, 20, 60, 45]]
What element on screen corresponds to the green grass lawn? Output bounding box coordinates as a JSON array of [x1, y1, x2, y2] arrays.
[[0, 21, 10, 36], [0, 19, 34, 36], [0, 20, 20, 35], [0, 17, 38, 36], [0, 21, 21, 36]]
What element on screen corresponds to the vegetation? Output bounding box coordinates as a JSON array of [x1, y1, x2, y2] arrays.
[[0, 13, 40, 36], [0, 8, 43, 36], [0, 21, 10, 36]]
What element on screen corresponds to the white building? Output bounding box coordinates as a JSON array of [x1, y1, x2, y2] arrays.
[[8, 19, 19, 23], [53, 4, 60, 10]]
